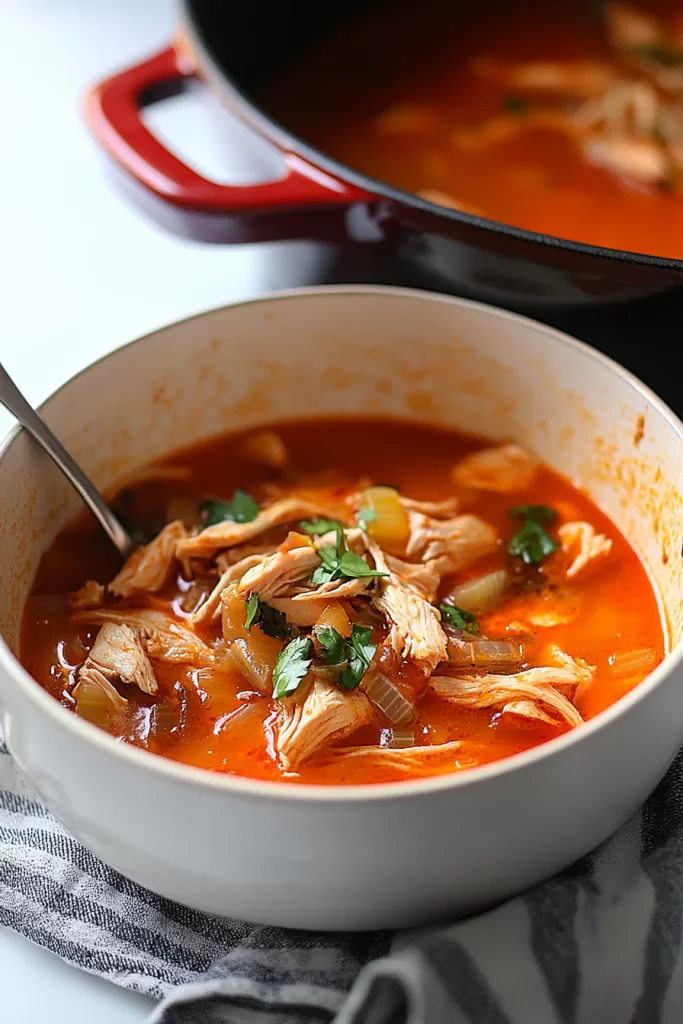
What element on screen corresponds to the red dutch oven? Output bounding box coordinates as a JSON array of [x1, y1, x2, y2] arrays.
[[84, 0, 683, 308]]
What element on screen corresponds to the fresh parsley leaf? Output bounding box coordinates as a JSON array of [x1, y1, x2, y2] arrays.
[[314, 625, 347, 665], [341, 625, 377, 690], [259, 603, 291, 640], [199, 489, 259, 527], [244, 593, 291, 640], [230, 489, 260, 523], [439, 604, 480, 634], [502, 93, 528, 115], [508, 520, 557, 565], [356, 508, 377, 531], [299, 518, 342, 537], [508, 505, 557, 524], [244, 592, 259, 630], [311, 544, 340, 585], [272, 636, 314, 699], [507, 504, 558, 565], [338, 550, 387, 579]]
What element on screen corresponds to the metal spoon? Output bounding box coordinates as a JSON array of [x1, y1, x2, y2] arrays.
[[0, 361, 135, 558]]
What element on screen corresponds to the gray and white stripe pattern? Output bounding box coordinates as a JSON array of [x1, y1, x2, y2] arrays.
[[2, 736, 683, 1024]]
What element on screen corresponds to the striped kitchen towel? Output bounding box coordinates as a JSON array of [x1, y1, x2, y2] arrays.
[[2, 735, 683, 1024]]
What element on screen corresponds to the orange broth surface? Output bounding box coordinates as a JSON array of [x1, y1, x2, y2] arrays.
[[263, 0, 683, 259], [21, 418, 665, 785]]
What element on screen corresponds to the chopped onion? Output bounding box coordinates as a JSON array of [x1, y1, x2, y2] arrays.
[[445, 569, 509, 614], [447, 637, 523, 673], [610, 648, 658, 678], [362, 672, 414, 725], [73, 675, 127, 728], [389, 727, 416, 748]]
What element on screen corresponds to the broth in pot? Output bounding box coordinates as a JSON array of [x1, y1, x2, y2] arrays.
[[265, 0, 683, 258]]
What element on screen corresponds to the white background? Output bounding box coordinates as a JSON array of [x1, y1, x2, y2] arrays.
[[0, 0, 330, 1019]]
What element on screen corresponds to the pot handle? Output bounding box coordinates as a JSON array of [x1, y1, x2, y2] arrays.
[[84, 44, 373, 214]]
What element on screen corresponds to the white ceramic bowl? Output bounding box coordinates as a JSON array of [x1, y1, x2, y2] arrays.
[[1, 287, 683, 930]]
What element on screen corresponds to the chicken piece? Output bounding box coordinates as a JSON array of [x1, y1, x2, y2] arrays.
[[242, 430, 288, 469], [451, 444, 537, 492], [546, 646, 595, 701], [276, 677, 374, 771], [108, 521, 187, 599], [268, 583, 369, 629], [236, 544, 321, 602], [494, 60, 616, 99], [430, 672, 583, 728], [78, 622, 158, 695], [451, 111, 577, 152], [72, 607, 214, 667], [575, 80, 661, 135], [559, 521, 613, 578], [176, 498, 342, 561], [383, 554, 443, 603], [319, 741, 464, 776], [70, 580, 106, 610], [398, 495, 461, 518], [192, 553, 266, 627], [606, 3, 663, 50], [405, 511, 498, 571], [583, 135, 672, 186], [369, 541, 447, 674], [607, 5, 683, 92]]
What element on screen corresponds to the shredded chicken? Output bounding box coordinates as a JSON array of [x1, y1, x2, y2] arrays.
[[318, 741, 465, 776], [584, 134, 673, 185], [78, 622, 158, 695], [176, 498, 342, 561], [70, 580, 106, 610], [276, 677, 374, 771], [236, 544, 321, 602], [474, 56, 617, 99], [72, 607, 214, 666], [369, 541, 447, 673], [383, 554, 443, 603], [399, 495, 461, 518], [430, 673, 583, 728], [109, 521, 187, 599], [192, 553, 265, 627], [559, 521, 613, 578], [451, 444, 537, 492], [405, 511, 498, 571], [606, 3, 662, 50], [547, 646, 596, 701]]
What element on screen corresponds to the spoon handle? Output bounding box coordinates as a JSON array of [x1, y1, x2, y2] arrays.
[[0, 362, 134, 558]]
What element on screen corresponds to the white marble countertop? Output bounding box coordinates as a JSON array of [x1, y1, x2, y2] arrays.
[[0, 0, 328, 1019]]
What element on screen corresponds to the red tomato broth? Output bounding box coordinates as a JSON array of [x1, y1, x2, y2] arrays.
[[262, 0, 683, 259], [20, 418, 665, 785]]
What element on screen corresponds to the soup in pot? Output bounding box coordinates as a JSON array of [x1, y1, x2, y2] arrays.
[[21, 419, 664, 785], [264, 0, 683, 258]]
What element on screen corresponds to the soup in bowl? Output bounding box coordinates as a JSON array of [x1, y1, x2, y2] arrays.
[[1, 287, 682, 928]]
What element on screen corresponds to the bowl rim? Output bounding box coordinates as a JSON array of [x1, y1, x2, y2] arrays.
[[2, 283, 682, 804]]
